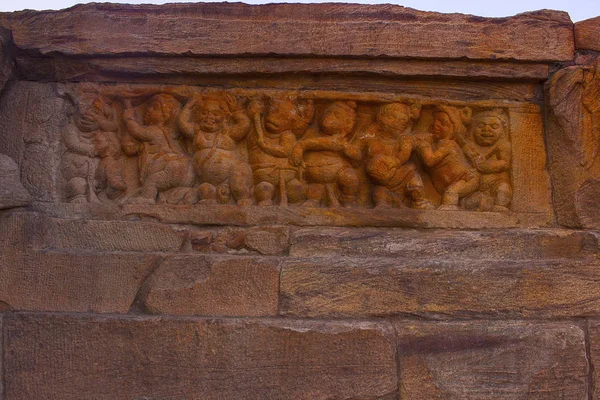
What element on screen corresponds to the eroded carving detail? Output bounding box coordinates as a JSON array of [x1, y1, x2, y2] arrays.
[[60, 87, 513, 211]]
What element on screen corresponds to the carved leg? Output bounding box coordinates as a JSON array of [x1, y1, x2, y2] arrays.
[[494, 182, 512, 211], [303, 184, 324, 207], [230, 164, 253, 206], [66, 177, 88, 203], [286, 178, 306, 204], [338, 167, 360, 208], [255, 181, 275, 206], [199, 182, 217, 204], [439, 174, 480, 211], [372, 185, 393, 208], [405, 174, 434, 210]]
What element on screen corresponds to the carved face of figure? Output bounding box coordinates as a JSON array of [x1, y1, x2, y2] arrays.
[[75, 102, 107, 132], [432, 111, 454, 140], [473, 115, 504, 146], [321, 103, 356, 137], [144, 99, 165, 126], [377, 104, 411, 138], [265, 100, 298, 134], [197, 100, 227, 133]]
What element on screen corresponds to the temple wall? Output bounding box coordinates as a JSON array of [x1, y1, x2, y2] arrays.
[[0, 3, 599, 398]]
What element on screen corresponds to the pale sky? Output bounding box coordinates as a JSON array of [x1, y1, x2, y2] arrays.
[[0, 0, 597, 22]]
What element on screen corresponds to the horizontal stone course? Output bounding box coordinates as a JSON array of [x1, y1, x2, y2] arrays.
[[395, 320, 588, 399], [290, 227, 600, 260], [280, 257, 600, 319], [0, 4, 574, 61], [139, 255, 281, 317], [2, 313, 398, 400]]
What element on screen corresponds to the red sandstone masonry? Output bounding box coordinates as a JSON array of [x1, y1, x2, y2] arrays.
[[0, 4, 574, 61], [2, 313, 398, 400], [0, 3, 598, 399]]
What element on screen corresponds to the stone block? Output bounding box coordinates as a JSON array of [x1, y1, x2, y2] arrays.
[[290, 227, 599, 260], [0, 81, 68, 201], [395, 321, 588, 399], [0, 4, 573, 61], [0, 154, 29, 209], [547, 55, 600, 228], [575, 16, 600, 51], [138, 255, 281, 317], [0, 247, 158, 313], [280, 257, 600, 319], [3, 313, 398, 399]]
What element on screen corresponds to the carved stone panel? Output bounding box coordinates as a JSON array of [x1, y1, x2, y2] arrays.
[[547, 56, 600, 228], [43, 83, 553, 228]]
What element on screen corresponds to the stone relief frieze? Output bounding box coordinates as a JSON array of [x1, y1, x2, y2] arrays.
[[60, 86, 513, 212]]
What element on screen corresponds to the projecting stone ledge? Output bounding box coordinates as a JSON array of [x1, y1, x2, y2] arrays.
[[0, 3, 574, 61], [575, 16, 600, 51]]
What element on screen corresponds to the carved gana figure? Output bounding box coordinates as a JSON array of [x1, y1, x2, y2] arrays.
[[62, 96, 118, 203], [462, 109, 512, 211], [179, 94, 252, 205], [123, 94, 194, 204], [290, 101, 362, 207], [416, 104, 479, 210], [365, 102, 434, 209], [248, 96, 314, 206]]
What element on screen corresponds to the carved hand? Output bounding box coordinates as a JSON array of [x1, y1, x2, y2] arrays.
[[289, 145, 304, 167], [343, 143, 362, 160], [247, 100, 265, 118]]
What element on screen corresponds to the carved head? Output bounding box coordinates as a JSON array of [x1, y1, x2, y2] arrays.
[[75, 97, 114, 132], [376, 103, 421, 138], [143, 94, 180, 126], [471, 109, 508, 146], [195, 95, 231, 133], [320, 101, 357, 137], [432, 105, 472, 140], [265, 97, 314, 136]]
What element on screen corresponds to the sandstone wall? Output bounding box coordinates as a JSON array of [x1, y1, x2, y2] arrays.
[[0, 3, 599, 399]]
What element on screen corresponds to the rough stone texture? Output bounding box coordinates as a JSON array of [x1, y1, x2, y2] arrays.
[[395, 321, 588, 399], [547, 55, 600, 227], [290, 227, 600, 260], [575, 16, 600, 51], [587, 320, 600, 400], [0, 219, 158, 312], [3, 313, 398, 400], [138, 255, 281, 317], [0, 26, 14, 93], [17, 56, 551, 82], [0, 81, 68, 201], [0, 4, 574, 61], [0, 154, 30, 209], [281, 257, 600, 319]]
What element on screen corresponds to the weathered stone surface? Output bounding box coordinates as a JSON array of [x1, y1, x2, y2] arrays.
[[33, 202, 554, 229], [395, 321, 587, 399], [17, 55, 550, 81], [0, 26, 14, 93], [138, 255, 281, 317], [575, 16, 600, 51], [547, 56, 600, 227], [0, 81, 68, 201], [0, 314, 3, 400], [0, 4, 574, 61], [3, 313, 398, 399], [0, 154, 29, 209], [290, 227, 600, 260], [280, 257, 600, 318], [586, 320, 600, 400], [0, 245, 158, 313]]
